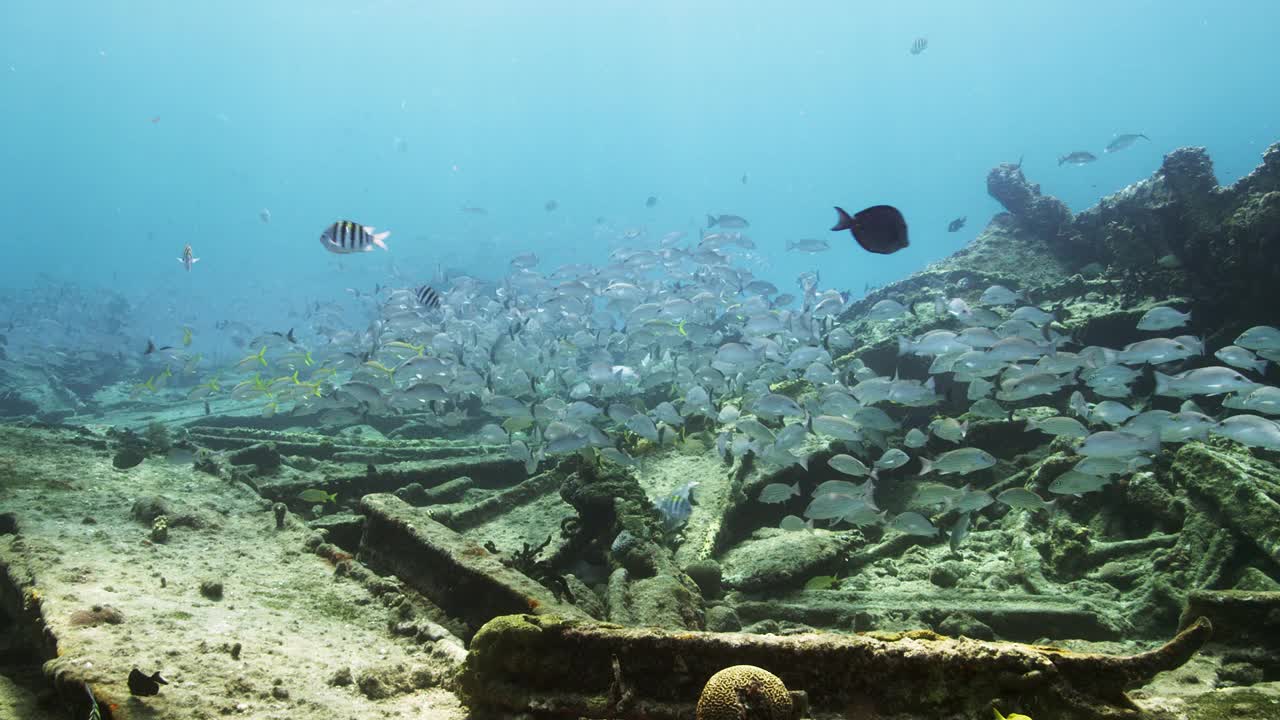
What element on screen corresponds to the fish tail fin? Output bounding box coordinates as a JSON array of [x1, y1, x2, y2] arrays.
[[1139, 133, 1150, 141], [706, 214, 717, 228], [372, 231, 390, 250], [830, 206, 855, 232], [786, 239, 795, 251], [1057, 156, 1066, 166], [1154, 370, 1173, 396], [917, 457, 934, 475], [1142, 430, 1161, 454], [896, 335, 912, 356]]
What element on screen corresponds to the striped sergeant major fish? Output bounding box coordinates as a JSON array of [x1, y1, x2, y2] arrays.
[[415, 285, 442, 309], [178, 244, 199, 271], [320, 220, 390, 254]]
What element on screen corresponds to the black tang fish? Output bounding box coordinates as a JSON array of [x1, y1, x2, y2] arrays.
[[831, 205, 909, 254], [128, 668, 167, 696], [947, 216, 966, 232], [144, 339, 174, 355]]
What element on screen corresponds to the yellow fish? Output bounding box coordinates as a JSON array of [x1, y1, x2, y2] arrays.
[[994, 708, 1033, 720], [181, 326, 193, 347], [297, 489, 337, 504], [382, 340, 424, 357], [804, 575, 839, 590], [363, 360, 397, 381], [237, 346, 267, 368], [186, 377, 220, 401]]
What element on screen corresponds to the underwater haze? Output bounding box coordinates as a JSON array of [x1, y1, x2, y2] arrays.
[[3, 1, 1278, 314]]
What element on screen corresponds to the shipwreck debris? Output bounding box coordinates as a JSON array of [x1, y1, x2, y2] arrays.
[[458, 613, 1212, 720]]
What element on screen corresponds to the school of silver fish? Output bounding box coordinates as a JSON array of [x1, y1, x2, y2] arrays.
[[114, 231, 1280, 547]]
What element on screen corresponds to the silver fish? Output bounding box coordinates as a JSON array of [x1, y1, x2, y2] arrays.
[[918, 447, 995, 476], [1137, 306, 1190, 331], [1212, 414, 1280, 450], [804, 491, 873, 522], [753, 393, 806, 419], [1155, 366, 1258, 397], [928, 417, 968, 443], [828, 454, 872, 477], [1048, 470, 1110, 495], [786, 238, 830, 253], [913, 482, 964, 508], [1078, 430, 1159, 458], [874, 448, 910, 470], [868, 299, 910, 321], [978, 285, 1023, 306], [997, 488, 1055, 512], [779, 515, 812, 531], [1235, 326, 1280, 354], [1118, 338, 1194, 365], [949, 512, 971, 551], [1104, 133, 1149, 153], [707, 214, 749, 229], [812, 415, 862, 442], [1091, 401, 1139, 426], [889, 511, 937, 537], [954, 489, 994, 513], [1214, 345, 1267, 375], [1028, 416, 1089, 439], [1223, 386, 1280, 415], [758, 482, 800, 504], [1058, 151, 1097, 166]]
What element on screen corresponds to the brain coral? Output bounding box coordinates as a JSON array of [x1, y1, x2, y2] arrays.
[[695, 664, 792, 720]]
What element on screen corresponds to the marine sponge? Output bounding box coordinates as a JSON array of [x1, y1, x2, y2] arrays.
[[696, 665, 793, 720]]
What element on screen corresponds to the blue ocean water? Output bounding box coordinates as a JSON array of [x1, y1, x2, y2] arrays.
[[2, 1, 1277, 343]]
